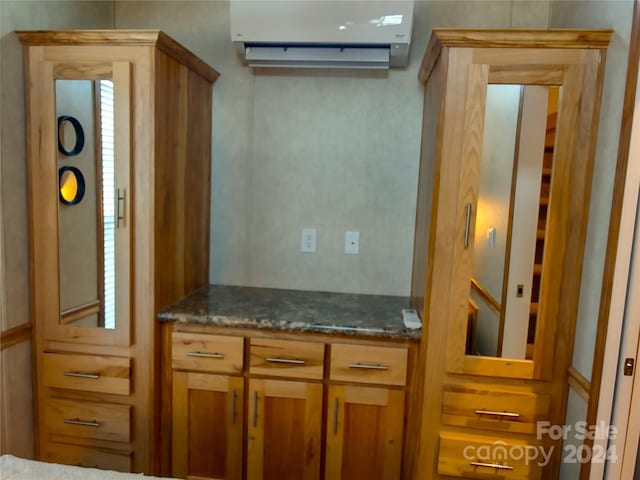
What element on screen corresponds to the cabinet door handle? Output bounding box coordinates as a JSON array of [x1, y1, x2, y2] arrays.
[[116, 188, 126, 228], [64, 418, 100, 428], [470, 461, 514, 471], [464, 202, 472, 248], [474, 409, 520, 418], [186, 351, 225, 359], [333, 398, 339, 435], [266, 357, 305, 365], [348, 363, 389, 370], [63, 371, 100, 379], [252, 391, 258, 428], [230, 389, 237, 425]]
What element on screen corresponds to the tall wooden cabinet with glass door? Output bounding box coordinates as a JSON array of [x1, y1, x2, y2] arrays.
[[409, 30, 612, 479], [18, 30, 218, 474]]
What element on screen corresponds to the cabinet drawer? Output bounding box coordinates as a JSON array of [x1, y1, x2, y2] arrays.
[[42, 352, 130, 395], [441, 385, 550, 435], [172, 332, 243, 374], [438, 431, 542, 480], [45, 397, 131, 442], [330, 344, 408, 386], [43, 441, 131, 472], [250, 338, 324, 380]]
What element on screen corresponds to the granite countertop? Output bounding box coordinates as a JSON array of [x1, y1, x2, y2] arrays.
[[158, 285, 422, 341]]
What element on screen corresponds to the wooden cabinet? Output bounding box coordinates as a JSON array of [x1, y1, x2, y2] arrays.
[[172, 372, 244, 480], [325, 385, 405, 480], [247, 379, 323, 480], [171, 331, 244, 479], [409, 30, 612, 478], [167, 324, 415, 479], [18, 30, 218, 474]]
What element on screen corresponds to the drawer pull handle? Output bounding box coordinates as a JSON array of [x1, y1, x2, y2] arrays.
[[64, 419, 100, 428], [63, 371, 100, 379], [470, 461, 514, 471], [348, 363, 389, 370], [186, 351, 225, 359], [266, 357, 305, 365], [474, 409, 521, 418]]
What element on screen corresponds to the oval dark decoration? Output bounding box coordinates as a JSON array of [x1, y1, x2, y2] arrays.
[[57, 115, 85, 156]]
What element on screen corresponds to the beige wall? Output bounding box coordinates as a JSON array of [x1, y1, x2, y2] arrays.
[[550, 0, 634, 382], [0, 0, 114, 458], [548, 1, 635, 478], [114, 0, 550, 296]]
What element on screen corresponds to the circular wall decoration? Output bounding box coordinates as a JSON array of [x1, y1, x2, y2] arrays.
[[57, 115, 85, 156], [59, 166, 85, 205]]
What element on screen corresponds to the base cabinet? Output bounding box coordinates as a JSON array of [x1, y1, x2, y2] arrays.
[[168, 327, 413, 480], [247, 379, 323, 480], [325, 385, 405, 480], [172, 372, 244, 480]]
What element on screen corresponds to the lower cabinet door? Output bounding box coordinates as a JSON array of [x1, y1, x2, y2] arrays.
[[247, 378, 322, 480], [325, 385, 405, 480], [172, 372, 243, 480]]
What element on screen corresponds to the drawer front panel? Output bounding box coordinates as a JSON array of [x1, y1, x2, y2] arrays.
[[250, 338, 324, 379], [43, 352, 130, 395], [438, 432, 542, 480], [43, 441, 131, 472], [330, 344, 408, 386], [45, 398, 131, 442], [172, 332, 243, 374], [441, 386, 550, 434]]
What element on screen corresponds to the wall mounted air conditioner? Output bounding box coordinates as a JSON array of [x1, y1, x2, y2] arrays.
[[230, 0, 414, 69]]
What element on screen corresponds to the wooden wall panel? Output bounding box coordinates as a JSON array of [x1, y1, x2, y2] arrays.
[[410, 50, 444, 313], [0, 340, 35, 457], [154, 51, 211, 310]]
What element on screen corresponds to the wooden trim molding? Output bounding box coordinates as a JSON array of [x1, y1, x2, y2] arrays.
[[432, 29, 613, 49], [0, 323, 33, 350], [60, 299, 101, 325], [15, 30, 220, 83], [568, 366, 590, 402], [470, 278, 501, 313], [419, 29, 613, 84]]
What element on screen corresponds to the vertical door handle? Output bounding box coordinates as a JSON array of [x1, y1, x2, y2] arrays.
[[333, 398, 339, 435], [230, 389, 237, 425], [464, 202, 472, 248], [116, 188, 126, 228], [252, 391, 258, 428]]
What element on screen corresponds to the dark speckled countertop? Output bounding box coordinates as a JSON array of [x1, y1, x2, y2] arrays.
[[158, 285, 421, 341]]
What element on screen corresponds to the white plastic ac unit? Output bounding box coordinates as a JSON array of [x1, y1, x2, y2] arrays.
[[230, 0, 414, 69]]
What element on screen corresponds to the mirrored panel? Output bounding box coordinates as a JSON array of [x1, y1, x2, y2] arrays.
[[56, 79, 116, 329], [467, 84, 559, 360]]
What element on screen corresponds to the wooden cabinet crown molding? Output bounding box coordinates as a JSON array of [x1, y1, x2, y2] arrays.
[[15, 30, 220, 83], [419, 29, 613, 84]]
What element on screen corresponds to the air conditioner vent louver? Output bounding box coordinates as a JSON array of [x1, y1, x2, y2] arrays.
[[245, 46, 391, 69]]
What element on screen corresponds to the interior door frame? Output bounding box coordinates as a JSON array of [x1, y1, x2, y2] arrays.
[[601, 80, 640, 480]]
